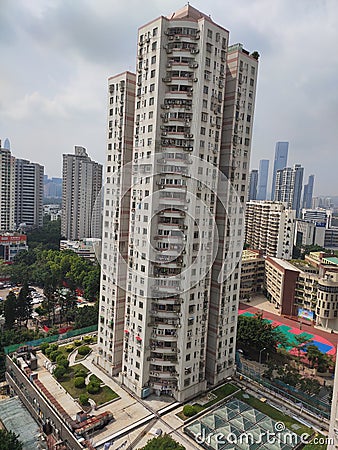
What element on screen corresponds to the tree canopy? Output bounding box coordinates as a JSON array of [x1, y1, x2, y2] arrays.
[[141, 435, 185, 450], [237, 312, 288, 360], [0, 428, 23, 449], [9, 249, 100, 301]]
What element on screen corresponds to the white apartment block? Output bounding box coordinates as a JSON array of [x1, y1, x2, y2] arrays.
[[15, 158, 44, 229], [98, 72, 136, 375], [98, 5, 258, 402], [245, 201, 295, 260], [61, 146, 103, 240], [0, 142, 15, 232]]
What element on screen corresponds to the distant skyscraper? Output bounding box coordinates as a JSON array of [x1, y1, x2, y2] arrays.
[[3, 138, 10, 150], [302, 174, 314, 209], [271, 141, 288, 199], [61, 146, 103, 240], [15, 159, 44, 229], [274, 164, 304, 217], [248, 169, 258, 200], [0, 140, 15, 232], [44, 176, 62, 199], [256, 159, 269, 200]]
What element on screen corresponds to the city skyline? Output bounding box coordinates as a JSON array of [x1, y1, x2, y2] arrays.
[[1, 0, 337, 195]]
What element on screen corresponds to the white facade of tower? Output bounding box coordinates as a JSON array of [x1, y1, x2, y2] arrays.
[[0, 142, 15, 232], [15, 159, 44, 229], [98, 5, 258, 402], [245, 200, 295, 260], [98, 72, 136, 375]]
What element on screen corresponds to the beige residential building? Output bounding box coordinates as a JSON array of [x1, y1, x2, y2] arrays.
[[265, 257, 300, 315], [240, 249, 265, 299], [245, 200, 295, 259], [61, 146, 103, 240], [97, 5, 258, 402]]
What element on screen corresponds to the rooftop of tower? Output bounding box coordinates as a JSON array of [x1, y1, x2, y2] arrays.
[[139, 4, 229, 33], [167, 4, 214, 22]]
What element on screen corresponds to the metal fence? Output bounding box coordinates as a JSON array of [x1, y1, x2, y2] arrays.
[[239, 363, 331, 419], [3, 325, 98, 355]]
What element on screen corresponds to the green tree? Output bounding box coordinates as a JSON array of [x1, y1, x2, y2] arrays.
[[54, 365, 67, 380], [4, 292, 17, 329], [237, 313, 287, 360], [16, 283, 32, 327], [141, 435, 185, 450], [0, 429, 23, 450], [74, 304, 98, 329]]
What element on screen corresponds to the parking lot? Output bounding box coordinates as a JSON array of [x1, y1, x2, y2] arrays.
[[0, 284, 45, 305]]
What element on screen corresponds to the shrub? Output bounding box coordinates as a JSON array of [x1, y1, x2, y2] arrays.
[[49, 343, 59, 352], [45, 347, 52, 357], [79, 393, 89, 406], [90, 375, 101, 386], [56, 355, 69, 368], [183, 404, 198, 417], [77, 345, 91, 356], [74, 376, 86, 389], [40, 342, 50, 354], [87, 382, 100, 394], [74, 340, 82, 347], [54, 365, 66, 380], [74, 367, 88, 378], [65, 344, 74, 352], [83, 335, 92, 343], [50, 350, 61, 362]]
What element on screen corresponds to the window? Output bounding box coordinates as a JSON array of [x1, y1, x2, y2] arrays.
[[153, 27, 158, 36], [205, 57, 211, 67], [150, 83, 155, 92], [149, 97, 154, 106], [150, 69, 155, 78], [201, 112, 208, 122], [151, 55, 156, 64], [148, 124, 153, 132], [203, 85, 209, 94], [207, 29, 213, 39], [151, 41, 157, 51], [200, 127, 206, 135]]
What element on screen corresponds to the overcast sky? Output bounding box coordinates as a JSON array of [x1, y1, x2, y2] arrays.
[[1, 0, 337, 196]]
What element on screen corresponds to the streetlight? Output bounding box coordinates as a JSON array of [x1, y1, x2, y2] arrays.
[[259, 347, 266, 365]]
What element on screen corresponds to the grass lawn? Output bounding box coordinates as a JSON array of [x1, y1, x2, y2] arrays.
[[89, 385, 119, 405], [303, 434, 327, 449], [235, 391, 313, 436], [201, 383, 239, 408], [177, 383, 239, 420], [59, 364, 118, 405]]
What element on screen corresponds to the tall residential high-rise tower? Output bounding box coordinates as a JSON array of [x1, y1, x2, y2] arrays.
[[245, 201, 295, 259], [15, 159, 44, 229], [248, 169, 258, 200], [0, 140, 15, 232], [302, 174, 314, 209], [274, 164, 304, 217], [271, 141, 288, 199], [97, 5, 258, 402], [256, 159, 269, 200], [61, 146, 103, 240]]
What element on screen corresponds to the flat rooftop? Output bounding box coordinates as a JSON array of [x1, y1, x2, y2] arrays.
[[0, 397, 41, 450]]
